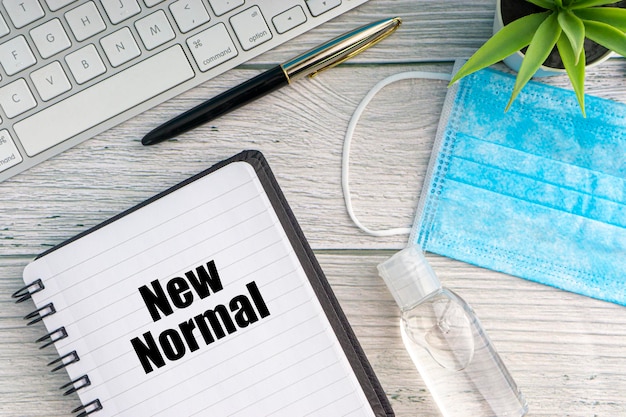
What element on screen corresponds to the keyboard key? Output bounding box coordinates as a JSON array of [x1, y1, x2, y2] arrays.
[[4, 0, 45, 28], [0, 130, 23, 173], [45, 0, 78, 12], [135, 10, 175, 50], [65, 2, 106, 42], [0, 14, 10, 38], [272, 6, 307, 34], [305, 0, 341, 17], [170, 0, 210, 33], [30, 18, 72, 59], [186, 23, 237, 72], [65, 44, 106, 84], [208, 0, 244, 16], [0, 78, 37, 118], [0, 36, 37, 76], [0, 0, 364, 183], [14, 45, 194, 156], [101, 0, 141, 24], [230, 6, 272, 51], [30, 61, 72, 101], [100, 27, 140, 67]]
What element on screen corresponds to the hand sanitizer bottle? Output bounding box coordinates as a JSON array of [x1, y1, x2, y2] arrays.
[[377, 245, 528, 417]]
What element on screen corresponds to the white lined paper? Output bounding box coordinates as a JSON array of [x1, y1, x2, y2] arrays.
[[24, 161, 376, 417]]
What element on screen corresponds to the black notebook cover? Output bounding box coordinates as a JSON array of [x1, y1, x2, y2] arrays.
[[18, 150, 393, 417]]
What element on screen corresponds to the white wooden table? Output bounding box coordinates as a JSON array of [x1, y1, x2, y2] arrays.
[[2, 1, 626, 416]]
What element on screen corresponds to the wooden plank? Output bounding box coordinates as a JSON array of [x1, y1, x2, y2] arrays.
[[248, 0, 498, 64], [0, 63, 452, 255], [4, 252, 626, 416], [2, 60, 626, 255], [316, 252, 626, 417]]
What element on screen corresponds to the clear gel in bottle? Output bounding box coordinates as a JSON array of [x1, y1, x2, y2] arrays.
[[377, 245, 528, 417]]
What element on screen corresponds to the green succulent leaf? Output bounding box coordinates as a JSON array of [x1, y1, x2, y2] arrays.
[[506, 13, 562, 111], [526, 0, 556, 9], [569, 0, 621, 9], [574, 7, 626, 31], [450, 12, 551, 85], [556, 32, 586, 115], [583, 19, 626, 57], [554, 0, 564, 8], [558, 10, 585, 63]]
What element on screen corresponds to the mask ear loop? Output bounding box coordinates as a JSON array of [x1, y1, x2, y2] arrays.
[[341, 71, 452, 237]]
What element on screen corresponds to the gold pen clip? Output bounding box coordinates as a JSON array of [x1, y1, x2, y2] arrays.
[[282, 17, 402, 82]]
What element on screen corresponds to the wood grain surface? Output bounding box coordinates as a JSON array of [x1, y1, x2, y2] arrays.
[[1, 0, 626, 416]]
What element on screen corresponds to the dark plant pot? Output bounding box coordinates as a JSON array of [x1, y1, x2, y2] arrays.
[[494, 0, 625, 77]]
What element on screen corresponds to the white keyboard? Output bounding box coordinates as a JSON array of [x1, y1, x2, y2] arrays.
[[0, 0, 368, 182]]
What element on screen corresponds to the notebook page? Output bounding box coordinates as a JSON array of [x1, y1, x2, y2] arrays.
[[24, 161, 376, 417]]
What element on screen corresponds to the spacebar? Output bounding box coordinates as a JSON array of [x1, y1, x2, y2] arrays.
[[15, 45, 194, 157]]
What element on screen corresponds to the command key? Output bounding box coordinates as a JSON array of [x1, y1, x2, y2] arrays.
[[0, 130, 23, 173]]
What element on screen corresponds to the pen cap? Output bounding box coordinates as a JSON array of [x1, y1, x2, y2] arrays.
[[377, 245, 441, 311]]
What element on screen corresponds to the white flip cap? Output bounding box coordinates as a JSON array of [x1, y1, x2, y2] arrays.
[[377, 245, 441, 311]]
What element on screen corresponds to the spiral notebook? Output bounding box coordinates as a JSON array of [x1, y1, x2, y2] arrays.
[[14, 151, 393, 417]]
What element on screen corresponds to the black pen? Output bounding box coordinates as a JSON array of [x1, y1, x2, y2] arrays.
[[141, 17, 401, 146]]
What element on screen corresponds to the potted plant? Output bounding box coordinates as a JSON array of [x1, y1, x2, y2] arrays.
[[450, 0, 626, 115]]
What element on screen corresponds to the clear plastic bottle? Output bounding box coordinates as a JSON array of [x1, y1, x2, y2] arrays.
[[377, 245, 528, 417]]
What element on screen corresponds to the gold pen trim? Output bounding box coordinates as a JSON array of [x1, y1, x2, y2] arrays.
[[281, 17, 402, 82]]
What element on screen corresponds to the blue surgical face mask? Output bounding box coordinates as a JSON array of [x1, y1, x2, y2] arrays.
[[342, 66, 626, 306], [410, 67, 626, 306]]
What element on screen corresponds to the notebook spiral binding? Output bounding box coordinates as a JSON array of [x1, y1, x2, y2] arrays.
[[13, 280, 104, 417]]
